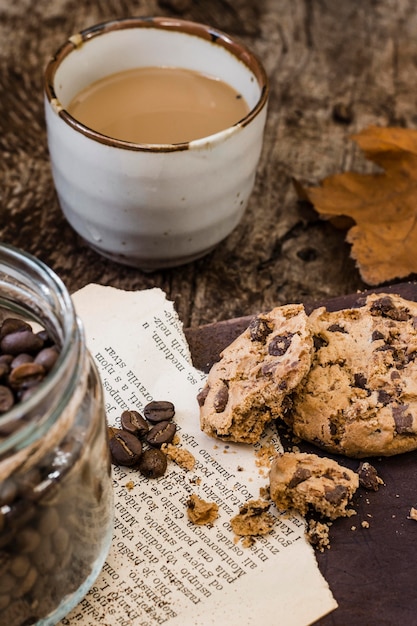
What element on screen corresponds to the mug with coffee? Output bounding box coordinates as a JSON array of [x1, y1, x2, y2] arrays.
[[44, 17, 269, 270]]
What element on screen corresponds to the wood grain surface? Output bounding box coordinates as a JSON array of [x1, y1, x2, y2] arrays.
[[2, 3, 417, 624], [2, 0, 417, 328]]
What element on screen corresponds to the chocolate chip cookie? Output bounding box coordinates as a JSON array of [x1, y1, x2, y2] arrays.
[[269, 452, 359, 520], [198, 304, 313, 443], [286, 294, 417, 457]]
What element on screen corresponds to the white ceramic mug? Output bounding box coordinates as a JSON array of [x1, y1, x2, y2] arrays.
[[44, 17, 269, 270]]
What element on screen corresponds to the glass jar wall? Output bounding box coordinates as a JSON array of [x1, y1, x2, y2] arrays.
[[0, 244, 113, 625]]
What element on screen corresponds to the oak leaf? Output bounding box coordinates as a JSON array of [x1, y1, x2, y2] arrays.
[[302, 125, 417, 285]]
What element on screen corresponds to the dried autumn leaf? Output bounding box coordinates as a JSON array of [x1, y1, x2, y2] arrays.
[[302, 125, 417, 285]]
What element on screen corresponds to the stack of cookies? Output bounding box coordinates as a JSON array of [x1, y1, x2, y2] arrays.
[[197, 293, 417, 520]]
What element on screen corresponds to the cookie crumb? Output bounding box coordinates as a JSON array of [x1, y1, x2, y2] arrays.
[[241, 536, 256, 548], [186, 494, 219, 526], [125, 480, 135, 491], [259, 485, 270, 500], [407, 507, 417, 521], [161, 443, 196, 471], [361, 520, 370, 528], [358, 462, 384, 491], [255, 444, 277, 467], [230, 499, 275, 538], [306, 519, 331, 552]]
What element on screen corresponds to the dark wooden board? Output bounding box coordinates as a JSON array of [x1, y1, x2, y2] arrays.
[[185, 282, 417, 626]]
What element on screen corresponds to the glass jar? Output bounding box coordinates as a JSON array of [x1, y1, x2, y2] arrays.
[[0, 244, 113, 625]]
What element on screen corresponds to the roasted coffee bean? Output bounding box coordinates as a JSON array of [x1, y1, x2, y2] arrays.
[[0, 357, 12, 382], [0, 330, 44, 356], [109, 428, 142, 466], [138, 448, 167, 478], [36, 329, 53, 346], [34, 347, 59, 372], [0, 318, 31, 340], [146, 420, 176, 447], [0, 319, 59, 419], [0, 479, 18, 506], [15, 528, 41, 554], [120, 410, 149, 438], [19, 386, 41, 402], [11, 354, 33, 369], [8, 363, 45, 391], [0, 386, 14, 414], [143, 400, 175, 423], [9, 554, 31, 579]]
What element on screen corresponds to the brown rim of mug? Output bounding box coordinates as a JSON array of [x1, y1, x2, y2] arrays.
[[44, 16, 269, 153]]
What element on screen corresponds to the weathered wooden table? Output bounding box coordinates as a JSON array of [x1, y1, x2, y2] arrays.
[[4, 0, 417, 328], [2, 1, 417, 624]]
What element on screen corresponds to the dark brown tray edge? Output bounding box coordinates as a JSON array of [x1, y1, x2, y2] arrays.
[[185, 281, 417, 372]]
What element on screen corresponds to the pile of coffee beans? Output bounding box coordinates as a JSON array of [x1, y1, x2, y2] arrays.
[[0, 429, 112, 624], [0, 317, 59, 420], [109, 400, 177, 478], [0, 316, 113, 625]]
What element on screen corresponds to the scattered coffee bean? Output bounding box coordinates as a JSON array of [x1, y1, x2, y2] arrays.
[[146, 421, 177, 447], [138, 448, 168, 478], [109, 428, 143, 466], [109, 401, 179, 478], [144, 400, 175, 423], [120, 410, 149, 438]]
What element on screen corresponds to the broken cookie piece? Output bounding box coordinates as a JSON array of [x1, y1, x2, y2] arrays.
[[306, 519, 331, 552], [269, 452, 359, 520], [230, 499, 276, 537], [198, 304, 313, 443], [187, 494, 219, 525], [161, 442, 196, 471]]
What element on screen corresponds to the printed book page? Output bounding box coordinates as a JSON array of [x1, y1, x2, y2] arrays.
[[59, 284, 337, 626]]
